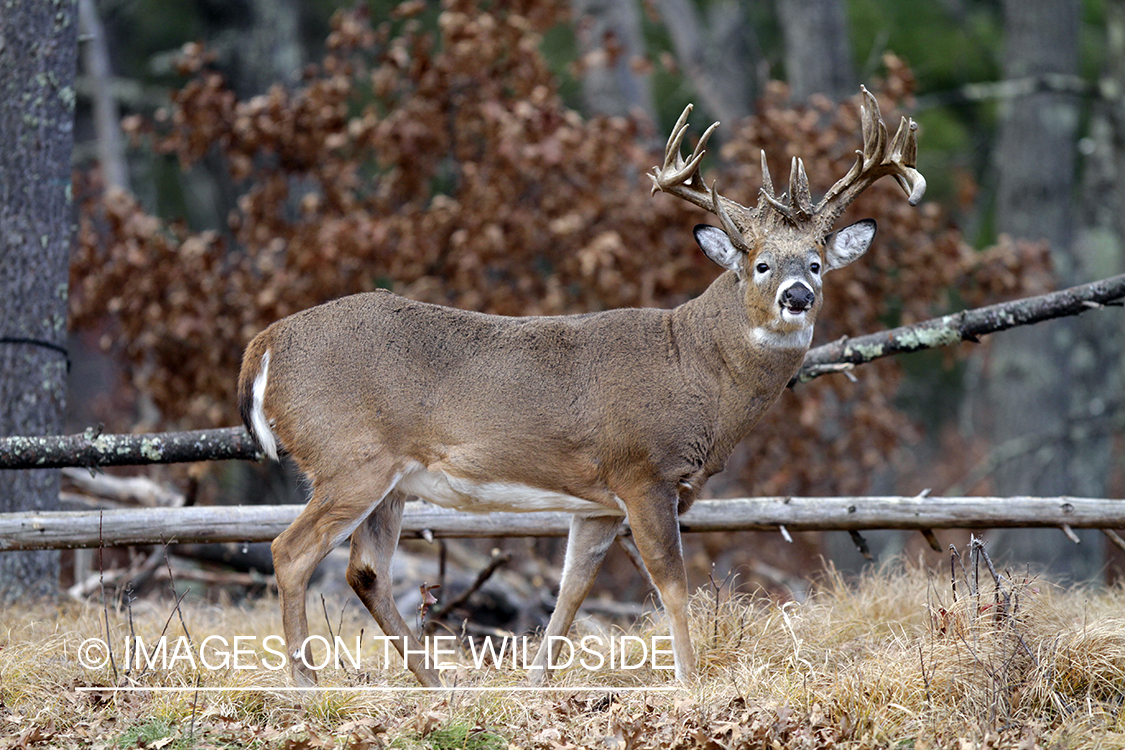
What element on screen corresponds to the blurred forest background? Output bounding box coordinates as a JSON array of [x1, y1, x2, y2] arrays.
[[38, 0, 1125, 602]]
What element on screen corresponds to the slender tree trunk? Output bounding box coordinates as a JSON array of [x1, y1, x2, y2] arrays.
[[776, 0, 857, 101], [77, 0, 128, 191], [179, 0, 305, 231], [570, 0, 655, 123], [235, 0, 305, 97], [0, 0, 78, 600], [973, 0, 1096, 579], [655, 0, 759, 124]]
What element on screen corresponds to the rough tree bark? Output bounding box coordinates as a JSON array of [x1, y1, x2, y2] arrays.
[[0, 0, 79, 600], [776, 0, 857, 101]]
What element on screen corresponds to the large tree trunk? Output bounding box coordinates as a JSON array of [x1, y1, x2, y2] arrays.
[[776, 0, 857, 101], [973, 0, 1097, 579], [0, 0, 78, 600], [1073, 0, 1125, 579]]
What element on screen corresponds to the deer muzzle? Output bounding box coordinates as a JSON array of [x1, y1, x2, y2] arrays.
[[779, 282, 815, 314]]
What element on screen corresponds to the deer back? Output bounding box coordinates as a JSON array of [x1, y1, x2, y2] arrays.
[[238, 276, 809, 514]]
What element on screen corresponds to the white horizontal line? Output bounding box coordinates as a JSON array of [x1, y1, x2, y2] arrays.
[[76, 685, 680, 693]]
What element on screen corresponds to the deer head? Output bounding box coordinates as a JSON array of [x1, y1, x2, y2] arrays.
[[651, 86, 926, 344]]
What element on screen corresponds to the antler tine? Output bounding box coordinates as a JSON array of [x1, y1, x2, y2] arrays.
[[759, 151, 775, 198], [710, 179, 745, 247], [685, 120, 720, 179], [662, 104, 695, 171], [790, 157, 813, 217], [815, 85, 927, 231], [757, 153, 815, 222], [650, 104, 720, 206], [651, 104, 757, 246], [758, 151, 792, 217], [889, 116, 926, 205], [860, 87, 888, 164]]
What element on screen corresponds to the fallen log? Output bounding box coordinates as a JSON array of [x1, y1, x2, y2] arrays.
[[2, 495, 1123, 551]]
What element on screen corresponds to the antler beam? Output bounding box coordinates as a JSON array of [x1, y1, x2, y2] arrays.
[[814, 85, 927, 232], [651, 88, 927, 239], [649, 104, 751, 249]]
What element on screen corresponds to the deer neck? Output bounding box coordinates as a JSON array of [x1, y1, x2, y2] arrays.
[[672, 271, 810, 446]]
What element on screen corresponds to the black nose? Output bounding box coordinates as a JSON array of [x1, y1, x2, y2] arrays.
[[781, 284, 814, 311]]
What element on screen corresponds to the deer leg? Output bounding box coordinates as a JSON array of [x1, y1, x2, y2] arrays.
[[528, 514, 622, 685], [346, 490, 442, 688], [271, 466, 399, 686], [625, 491, 696, 681]]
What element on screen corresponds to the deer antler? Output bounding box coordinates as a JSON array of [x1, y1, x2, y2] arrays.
[[812, 85, 926, 233], [650, 104, 754, 250], [651, 88, 926, 242]]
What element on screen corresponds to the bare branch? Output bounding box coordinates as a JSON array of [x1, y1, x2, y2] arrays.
[[429, 550, 513, 620], [793, 272, 1125, 385], [0, 275, 1122, 471], [913, 74, 1095, 112], [0, 426, 260, 469]]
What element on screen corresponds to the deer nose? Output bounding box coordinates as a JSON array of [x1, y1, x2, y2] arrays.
[[781, 283, 814, 312]]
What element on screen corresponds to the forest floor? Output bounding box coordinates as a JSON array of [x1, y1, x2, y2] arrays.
[[2, 552, 1124, 749]]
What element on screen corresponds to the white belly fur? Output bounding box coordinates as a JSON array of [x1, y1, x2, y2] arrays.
[[395, 462, 624, 517]]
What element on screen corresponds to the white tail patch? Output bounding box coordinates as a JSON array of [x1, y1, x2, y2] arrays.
[[251, 350, 279, 461]]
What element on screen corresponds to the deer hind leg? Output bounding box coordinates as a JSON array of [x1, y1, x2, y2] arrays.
[[529, 514, 622, 685], [346, 489, 442, 688], [624, 489, 696, 681], [271, 464, 401, 686]]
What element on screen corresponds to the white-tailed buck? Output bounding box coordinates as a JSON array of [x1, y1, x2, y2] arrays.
[[238, 87, 924, 687]]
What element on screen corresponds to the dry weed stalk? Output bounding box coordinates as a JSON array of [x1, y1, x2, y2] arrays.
[[3, 549, 1124, 747]]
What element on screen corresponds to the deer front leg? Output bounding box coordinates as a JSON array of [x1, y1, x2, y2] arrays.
[[271, 467, 399, 686], [624, 488, 696, 681], [346, 490, 442, 688], [528, 514, 622, 685]]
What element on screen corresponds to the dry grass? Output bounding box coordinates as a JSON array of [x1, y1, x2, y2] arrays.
[[2, 553, 1125, 749]]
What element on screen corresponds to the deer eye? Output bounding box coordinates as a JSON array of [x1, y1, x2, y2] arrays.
[[755, 262, 770, 274], [810, 261, 821, 274]]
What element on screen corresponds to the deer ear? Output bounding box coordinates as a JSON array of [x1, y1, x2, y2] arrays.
[[824, 219, 876, 271], [693, 224, 744, 274]]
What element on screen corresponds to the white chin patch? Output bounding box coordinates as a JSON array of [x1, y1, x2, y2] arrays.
[[780, 307, 809, 325], [749, 325, 813, 349]]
